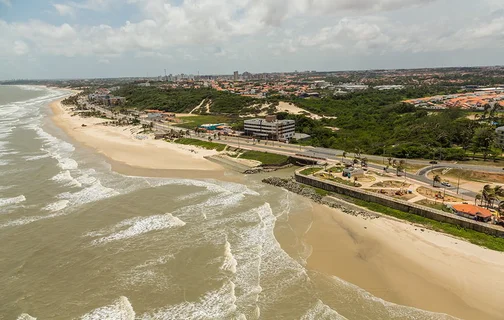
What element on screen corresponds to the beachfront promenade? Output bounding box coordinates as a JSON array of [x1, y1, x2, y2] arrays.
[[295, 169, 504, 237]]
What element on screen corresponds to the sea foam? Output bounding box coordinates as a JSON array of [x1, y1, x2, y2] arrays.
[[80, 297, 135, 320], [221, 240, 238, 274], [139, 281, 239, 319], [51, 171, 82, 188], [89, 213, 186, 245], [300, 300, 348, 320], [42, 200, 69, 212], [0, 195, 26, 207], [16, 314, 37, 320]]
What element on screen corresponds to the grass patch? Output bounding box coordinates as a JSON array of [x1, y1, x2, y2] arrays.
[[300, 167, 323, 175], [415, 199, 452, 212], [174, 138, 226, 151], [239, 150, 289, 166], [314, 172, 362, 187], [313, 187, 330, 197], [174, 115, 235, 129], [333, 194, 504, 252]]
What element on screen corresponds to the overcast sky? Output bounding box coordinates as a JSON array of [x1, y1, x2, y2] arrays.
[[1, 0, 503, 79]]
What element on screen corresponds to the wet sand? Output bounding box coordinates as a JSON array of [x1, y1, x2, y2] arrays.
[[50, 99, 224, 176], [304, 203, 504, 320]]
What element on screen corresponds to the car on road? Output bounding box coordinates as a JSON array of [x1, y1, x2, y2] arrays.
[[441, 182, 452, 187], [429, 161, 438, 164]]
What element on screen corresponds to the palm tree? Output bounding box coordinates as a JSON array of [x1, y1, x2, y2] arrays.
[[498, 200, 504, 215], [342, 151, 347, 163], [475, 193, 482, 206], [494, 185, 504, 198], [361, 157, 368, 168], [433, 174, 441, 187], [482, 185, 494, 208], [387, 157, 393, 165]]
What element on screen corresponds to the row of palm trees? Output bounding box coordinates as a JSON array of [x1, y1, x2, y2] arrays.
[[475, 185, 504, 210], [341, 151, 368, 168]]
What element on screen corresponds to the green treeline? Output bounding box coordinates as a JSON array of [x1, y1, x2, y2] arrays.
[[114, 86, 211, 113], [116, 85, 502, 161], [272, 87, 502, 160], [113, 86, 258, 114]]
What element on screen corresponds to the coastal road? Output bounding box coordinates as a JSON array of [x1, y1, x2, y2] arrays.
[[170, 131, 477, 199], [85, 103, 484, 199], [88, 102, 504, 173]]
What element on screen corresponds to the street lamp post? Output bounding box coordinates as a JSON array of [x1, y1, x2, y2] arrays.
[[456, 166, 461, 194]]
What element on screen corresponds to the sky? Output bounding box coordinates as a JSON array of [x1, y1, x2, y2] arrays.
[[0, 0, 503, 79]]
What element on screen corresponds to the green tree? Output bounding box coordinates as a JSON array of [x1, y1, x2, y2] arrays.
[[475, 193, 482, 206], [472, 126, 497, 161]]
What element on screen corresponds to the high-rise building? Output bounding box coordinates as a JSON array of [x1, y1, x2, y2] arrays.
[[233, 71, 239, 81]]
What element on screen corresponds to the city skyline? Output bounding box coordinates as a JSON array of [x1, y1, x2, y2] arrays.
[[1, 0, 504, 80]]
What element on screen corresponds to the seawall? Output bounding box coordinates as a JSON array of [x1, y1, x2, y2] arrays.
[[295, 170, 504, 238]]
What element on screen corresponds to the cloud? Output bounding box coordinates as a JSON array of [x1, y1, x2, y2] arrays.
[[51, 0, 120, 16], [297, 18, 390, 52], [0, 0, 503, 71], [13, 40, 29, 55], [0, 0, 11, 7], [53, 4, 76, 17]]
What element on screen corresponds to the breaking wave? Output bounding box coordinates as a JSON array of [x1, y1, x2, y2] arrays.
[[0, 195, 26, 208], [88, 213, 186, 245], [79, 297, 135, 320]]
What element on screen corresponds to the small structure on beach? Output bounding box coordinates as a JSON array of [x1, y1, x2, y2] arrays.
[[451, 204, 493, 222]]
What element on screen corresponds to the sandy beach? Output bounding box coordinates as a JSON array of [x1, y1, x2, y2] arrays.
[[49, 95, 504, 320], [303, 203, 504, 320], [50, 98, 225, 176]]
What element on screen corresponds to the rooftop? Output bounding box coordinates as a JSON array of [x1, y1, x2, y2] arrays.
[[452, 204, 493, 218], [244, 118, 295, 125]]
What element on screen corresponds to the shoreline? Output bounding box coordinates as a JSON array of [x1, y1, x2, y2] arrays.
[[303, 203, 504, 320], [49, 97, 226, 179], [47, 93, 504, 319]]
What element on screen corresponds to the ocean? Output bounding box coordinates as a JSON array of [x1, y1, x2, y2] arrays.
[[0, 85, 457, 319]]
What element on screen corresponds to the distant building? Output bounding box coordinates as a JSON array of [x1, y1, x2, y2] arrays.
[[496, 126, 504, 147], [336, 84, 369, 91], [233, 71, 239, 81], [145, 110, 175, 121], [244, 115, 295, 141], [88, 91, 125, 106], [298, 92, 320, 98], [374, 85, 405, 90], [242, 71, 252, 79]]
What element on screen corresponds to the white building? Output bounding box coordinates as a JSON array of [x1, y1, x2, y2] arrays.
[[244, 115, 295, 141]]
